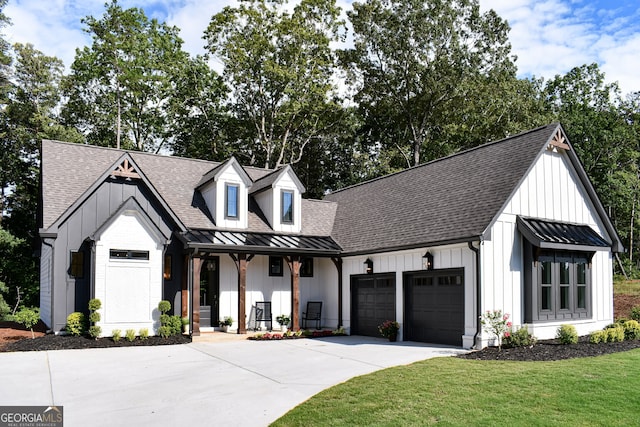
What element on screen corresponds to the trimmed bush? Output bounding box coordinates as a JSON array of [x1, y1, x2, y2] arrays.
[[112, 329, 122, 342], [623, 320, 640, 340], [88, 325, 101, 339], [89, 311, 100, 324], [630, 306, 640, 322], [14, 307, 40, 338], [125, 329, 136, 342], [556, 324, 578, 344], [139, 328, 149, 340], [158, 325, 172, 338], [160, 314, 171, 326], [589, 330, 606, 344], [66, 312, 86, 336], [88, 298, 102, 312], [166, 315, 183, 336], [158, 300, 171, 314], [503, 326, 536, 348], [606, 325, 625, 342]]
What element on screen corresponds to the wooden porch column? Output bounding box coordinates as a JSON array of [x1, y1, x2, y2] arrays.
[[286, 256, 301, 330], [192, 257, 203, 336], [181, 254, 189, 318], [237, 253, 247, 334], [331, 257, 343, 328]]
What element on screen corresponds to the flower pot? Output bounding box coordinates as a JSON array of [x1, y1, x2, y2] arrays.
[[281, 325, 288, 333], [388, 334, 397, 342], [220, 326, 228, 333]]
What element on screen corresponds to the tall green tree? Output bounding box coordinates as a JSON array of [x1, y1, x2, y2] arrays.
[[63, 0, 190, 152], [342, 0, 516, 168], [204, 0, 345, 169]]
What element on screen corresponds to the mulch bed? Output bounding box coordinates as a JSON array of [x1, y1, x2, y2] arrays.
[[458, 336, 640, 361]]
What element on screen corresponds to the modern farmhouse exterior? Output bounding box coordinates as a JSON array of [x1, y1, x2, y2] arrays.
[[39, 123, 622, 348]]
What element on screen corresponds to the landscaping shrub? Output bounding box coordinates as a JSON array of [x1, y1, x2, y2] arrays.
[[139, 328, 149, 340], [158, 300, 171, 314], [125, 329, 136, 342], [88, 325, 101, 339], [88, 298, 101, 312], [589, 330, 606, 344], [66, 312, 86, 336], [622, 320, 640, 340], [160, 314, 170, 327], [556, 324, 578, 344], [606, 324, 625, 342], [502, 326, 536, 348], [167, 316, 183, 336], [630, 306, 640, 322], [14, 307, 40, 339], [158, 325, 172, 338], [112, 329, 122, 342], [89, 311, 100, 324]]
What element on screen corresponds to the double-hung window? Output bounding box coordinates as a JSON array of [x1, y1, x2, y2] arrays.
[[281, 190, 294, 224], [226, 184, 239, 219]]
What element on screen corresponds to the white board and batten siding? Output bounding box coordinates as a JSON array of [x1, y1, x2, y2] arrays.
[[94, 212, 163, 337], [39, 240, 53, 328], [342, 245, 477, 347], [482, 147, 614, 340], [216, 256, 338, 330]]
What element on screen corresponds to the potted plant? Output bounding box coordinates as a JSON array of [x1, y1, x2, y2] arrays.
[[276, 314, 290, 332], [378, 320, 400, 342], [181, 316, 189, 334], [219, 316, 233, 332]]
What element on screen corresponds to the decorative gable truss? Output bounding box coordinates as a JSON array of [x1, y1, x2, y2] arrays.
[[547, 128, 570, 152], [111, 158, 141, 180]]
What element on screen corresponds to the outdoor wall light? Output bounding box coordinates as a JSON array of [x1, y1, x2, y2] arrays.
[[364, 258, 373, 274], [422, 251, 434, 270]]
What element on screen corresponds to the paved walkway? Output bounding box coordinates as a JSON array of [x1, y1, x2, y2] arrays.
[[0, 336, 467, 426]]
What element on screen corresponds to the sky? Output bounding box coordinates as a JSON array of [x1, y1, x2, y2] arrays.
[[3, 0, 640, 95]]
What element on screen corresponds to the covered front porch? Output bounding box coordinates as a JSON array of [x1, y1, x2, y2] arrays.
[[176, 230, 343, 335]]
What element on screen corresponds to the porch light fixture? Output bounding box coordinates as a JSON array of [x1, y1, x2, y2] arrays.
[[364, 258, 373, 274], [422, 251, 434, 270]]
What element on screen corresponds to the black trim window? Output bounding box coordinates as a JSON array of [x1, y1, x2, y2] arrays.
[[281, 190, 294, 224], [269, 256, 283, 276], [225, 183, 239, 219], [110, 249, 149, 260], [301, 257, 313, 277], [535, 251, 590, 320], [70, 251, 84, 278]]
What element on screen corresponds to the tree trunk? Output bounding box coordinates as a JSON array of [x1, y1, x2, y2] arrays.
[[630, 197, 635, 264]]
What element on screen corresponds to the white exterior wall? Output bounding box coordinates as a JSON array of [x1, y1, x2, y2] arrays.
[[39, 240, 53, 328], [94, 213, 163, 337], [342, 244, 477, 348], [482, 147, 614, 342], [217, 255, 336, 330]]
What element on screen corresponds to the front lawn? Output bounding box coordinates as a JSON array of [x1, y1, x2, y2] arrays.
[[273, 349, 640, 426]]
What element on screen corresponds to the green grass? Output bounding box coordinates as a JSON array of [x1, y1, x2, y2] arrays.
[[614, 279, 640, 296], [272, 350, 640, 426]]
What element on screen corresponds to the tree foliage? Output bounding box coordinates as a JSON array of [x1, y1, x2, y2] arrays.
[[204, 0, 345, 169], [63, 0, 191, 152]]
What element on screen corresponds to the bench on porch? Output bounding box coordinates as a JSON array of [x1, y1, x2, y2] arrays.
[[302, 301, 322, 329]]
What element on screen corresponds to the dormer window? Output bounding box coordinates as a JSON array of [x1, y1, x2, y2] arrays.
[[225, 184, 239, 219], [281, 190, 294, 224]]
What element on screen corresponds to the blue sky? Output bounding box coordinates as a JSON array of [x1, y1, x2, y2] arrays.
[[4, 0, 640, 95]]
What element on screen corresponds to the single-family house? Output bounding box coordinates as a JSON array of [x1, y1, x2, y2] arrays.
[[39, 123, 622, 348]]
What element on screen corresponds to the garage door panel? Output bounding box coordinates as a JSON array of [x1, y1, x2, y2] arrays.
[[405, 269, 464, 346], [352, 275, 396, 337]]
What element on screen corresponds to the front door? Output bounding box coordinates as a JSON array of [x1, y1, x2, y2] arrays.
[[199, 258, 220, 327]]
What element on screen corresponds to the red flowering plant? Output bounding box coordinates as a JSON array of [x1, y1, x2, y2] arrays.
[[378, 320, 400, 338], [480, 310, 512, 351]]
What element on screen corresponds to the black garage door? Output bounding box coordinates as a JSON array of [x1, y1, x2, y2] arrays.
[[404, 269, 464, 346], [351, 274, 395, 337]]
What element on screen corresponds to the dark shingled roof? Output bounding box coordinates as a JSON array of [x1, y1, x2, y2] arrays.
[[40, 141, 335, 238], [324, 124, 563, 254]]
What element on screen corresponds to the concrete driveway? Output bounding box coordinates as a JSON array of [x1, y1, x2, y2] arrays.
[[0, 336, 467, 426]]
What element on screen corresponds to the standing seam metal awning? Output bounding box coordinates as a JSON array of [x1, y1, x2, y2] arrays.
[[180, 229, 342, 255], [516, 216, 611, 252]]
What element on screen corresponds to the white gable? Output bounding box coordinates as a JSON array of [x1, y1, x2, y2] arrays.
[[200, 158, 251, 229]]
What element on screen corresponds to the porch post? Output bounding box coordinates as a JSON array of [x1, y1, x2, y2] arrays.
[[332, 257, 343, 328], [181, 254, 189, 318], [286, 256, 301, 330], [238, 253, 247, 334], [192, 257, 203, 336]]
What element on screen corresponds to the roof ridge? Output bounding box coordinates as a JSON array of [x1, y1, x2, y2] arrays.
[[327, 123, 557, 195]]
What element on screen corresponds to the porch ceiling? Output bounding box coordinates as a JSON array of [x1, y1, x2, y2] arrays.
[[180, 229, 342, 256]]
